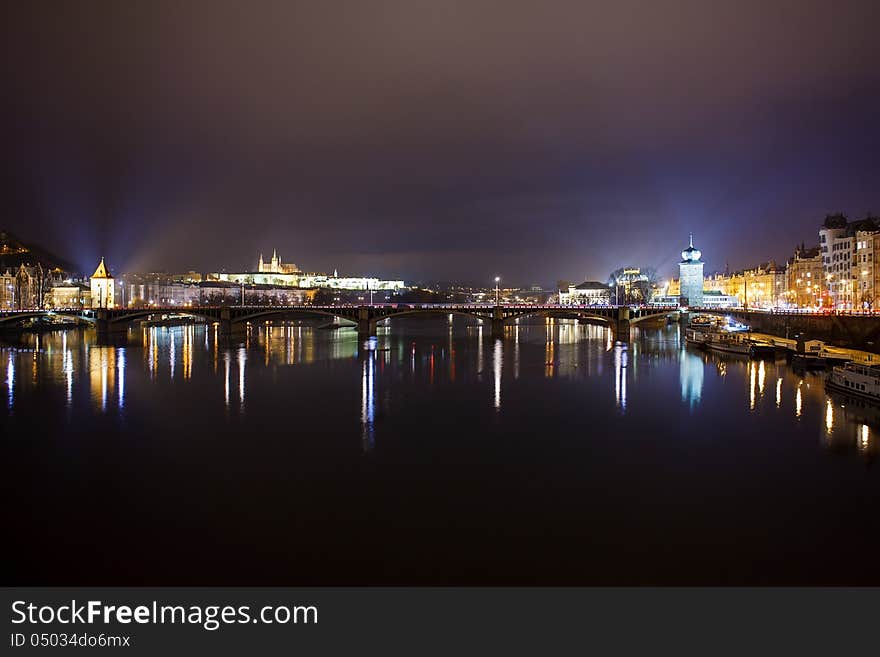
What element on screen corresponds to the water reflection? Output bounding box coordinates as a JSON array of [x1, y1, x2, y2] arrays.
[[63, 333, 73, 407], [183, 325, 193, 380], [224, 351, 231, 409], [238, 347, 246, 408], [87, 346, 116, 412], [361, 342, 376, 451], [118, 348, 126, 410], [613, 342, 627, 412], [6, 350, 13, 409], [823, 390, 880, 461], [679, 348, 704, 409], [749, 362, 756, 410], [493, 339, 502, 410], [169, 331, 175, 381], [2, 321, 878, 464]]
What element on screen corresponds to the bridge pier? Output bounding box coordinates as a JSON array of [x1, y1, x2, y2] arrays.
[[94, 310, 127, 337], [614, 307, 631, 342], [217, 309, 246, 338], [218, 320, 247, 337], [357, 319, 377, 340], [491, 306, 505, 339], [357, 307, 377, 340]]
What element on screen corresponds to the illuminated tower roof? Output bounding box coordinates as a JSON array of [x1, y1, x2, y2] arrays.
[[91, 257, 112, 279], [681, 234, 702, 262]]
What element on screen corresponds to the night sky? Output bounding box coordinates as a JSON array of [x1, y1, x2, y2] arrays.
[[3, 1, 879, 284]]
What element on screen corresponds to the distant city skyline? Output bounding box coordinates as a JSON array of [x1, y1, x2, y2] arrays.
[[1, 215, 876, 290]]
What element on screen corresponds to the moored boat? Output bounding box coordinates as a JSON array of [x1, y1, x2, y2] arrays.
[[688, 314, 716, 329], [685, 327, 708, 348], [704, 329, 753, 356], [826, 362, 880, 401], [748, 341, 779, 358], [791, 338, 852, 369]]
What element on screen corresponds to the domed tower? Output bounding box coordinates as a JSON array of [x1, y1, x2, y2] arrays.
[[679, 234, 704, 307]]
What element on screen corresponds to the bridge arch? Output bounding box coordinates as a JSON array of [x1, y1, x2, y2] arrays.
[[232, 308, 359, 326], [629, 309, 680, 325], [501, 308, 615, 328], [104, 309, 221, 327], [0, 310, 95, 327], [370, 308, 496, 328]]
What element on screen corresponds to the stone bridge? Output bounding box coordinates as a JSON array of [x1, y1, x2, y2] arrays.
[[0, 304, 680, 340]]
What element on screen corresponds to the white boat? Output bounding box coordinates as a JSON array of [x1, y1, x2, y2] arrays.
[[685, 327, 708, 347], [704, 329, 753, 356], [826, 362, 880, 400]]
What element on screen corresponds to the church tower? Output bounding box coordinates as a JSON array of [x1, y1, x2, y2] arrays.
[[678, 235, 704, 307], [90, 257, 115, 308]]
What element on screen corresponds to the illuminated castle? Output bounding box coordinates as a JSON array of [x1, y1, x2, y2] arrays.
[[258, 249, 300, 274]]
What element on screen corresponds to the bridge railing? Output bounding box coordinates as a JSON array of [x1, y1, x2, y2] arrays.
[[691, 306, 880, 317], [1, 302, 684, 317]]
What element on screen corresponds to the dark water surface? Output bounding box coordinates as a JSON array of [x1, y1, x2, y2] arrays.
[[3, 318, 879, 584]]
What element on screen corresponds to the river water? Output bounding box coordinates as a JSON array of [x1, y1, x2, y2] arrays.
[[3, 318, 879, 584]]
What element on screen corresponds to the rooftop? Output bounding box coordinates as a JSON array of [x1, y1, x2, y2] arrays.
[[573, 281, 610, 290]]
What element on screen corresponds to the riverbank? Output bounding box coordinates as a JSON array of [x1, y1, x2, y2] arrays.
[[749, 331, 880, 366]]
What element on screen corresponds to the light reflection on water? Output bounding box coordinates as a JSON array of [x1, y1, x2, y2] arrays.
[[6, 350, 13, 409], [613, 342, 627, 412], [680, 348, 703, 409], [361, 341, 375, 452], [493, 339, 503, 410], [0, 319, 877, 462], [6, 316, 880, 588]]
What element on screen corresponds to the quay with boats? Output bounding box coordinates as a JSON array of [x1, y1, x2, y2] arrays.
[[686, 313, 880, 410], [685, 314, 781, 358]]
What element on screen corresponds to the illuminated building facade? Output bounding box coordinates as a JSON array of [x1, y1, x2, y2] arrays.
[[701, 263, 785, 309], [558, 281, 611, 305], [49, 283, 90, 308], [90, 258, 115, 308], [1, 269, 16, 309], [678, 235, 704, 307], [819, 214, 852, 308], [819, 214, 879, 309], [853, 230, 880, 309], [740, 262, 785, 309], [785, 246, 822, 308], [120, 281, 316, 307]]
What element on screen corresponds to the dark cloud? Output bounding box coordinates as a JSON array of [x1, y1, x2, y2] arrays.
[[3, 0, 879, 283]]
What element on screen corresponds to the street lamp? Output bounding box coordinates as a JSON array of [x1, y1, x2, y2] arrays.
[[494, 276, 500, 305]]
